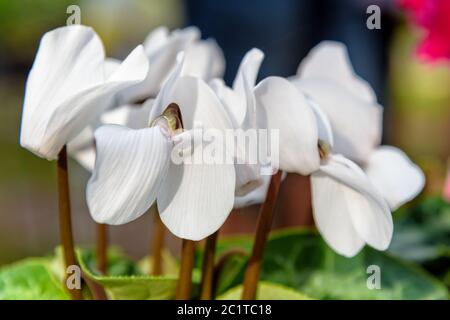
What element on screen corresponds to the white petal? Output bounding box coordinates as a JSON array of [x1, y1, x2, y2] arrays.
[[71, 147, 96, 172], [104, 58, 121, 79], [255, 76, 320, 175], [232, 48, 264, 101], [365, 146, 425, 210], [157, 75, 233, 131], [293, 77, 382, 164], [157, 141, 235, 241], [311, 170, 366, 257], [67, 125, 96, 171], [307, 97, 334, 148], [87, 125, 172, 225], [297, 41, 376, 103], [20, 26, 104, 159], [148, 53, 185, 124], [233, 49, 264, 129], [101, 102, 152, 129], [119, 27, 200, 103], [183, 39, 225, 80], [21, 38, 149, 160], [234, 174, 271, 208], [143, 26, 169, 56], [313, 155, 393, 255], [154, 76, 235, 240], [209, 78, 245, 128], [293, 41, 383, 163]]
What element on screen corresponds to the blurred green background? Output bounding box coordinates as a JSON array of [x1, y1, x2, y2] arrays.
[[0, 0, 449, 267]]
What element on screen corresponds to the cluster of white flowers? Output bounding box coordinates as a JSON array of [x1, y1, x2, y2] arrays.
[[20, 25, 425, 257]]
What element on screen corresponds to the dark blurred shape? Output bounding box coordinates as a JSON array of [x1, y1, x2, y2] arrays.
[[184, 0, 394, 103]]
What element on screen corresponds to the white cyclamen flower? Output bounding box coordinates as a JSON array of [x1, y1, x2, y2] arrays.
[[236, 74, 393, 257], [118, 26, 225, 104], [87, 55, 235, 241], [20, 25, 149, 160], [209, 48, 265, 196], [293, 41, 424, 210]]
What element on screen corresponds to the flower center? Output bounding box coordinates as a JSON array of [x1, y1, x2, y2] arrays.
[[151, 103, 183, 135], [318, 139, 330, 160]]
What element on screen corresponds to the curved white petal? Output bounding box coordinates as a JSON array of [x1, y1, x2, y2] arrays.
[[307, 97, 334, 148], [209, 78, 245, 128], [20, 26, 104, 159], [157, 135, 235, 240], [87, 125, 172, 225], [148, 53, 185, 124], [233, 48, 264, 130], [293, 77, 382, 164], [143, 26, 169, 56], [21, 31, 149, 160], [311, 170, 366, 257], [234, 174, 270, 208], [71, 147, 96, 172], [104, 58, 121, 79], [255, 76, 320, 175], [67, 125, 96, 171], [119, 27, 200, 103], [101, 102, 152, 129], [155, 77, 235, 240], [365, 146, 425, 210], [293, 41, 382, 163], [312, 155, 393, 255], [297, 41, 376, 103], [184, 39, 225, 80], [159, 75, 233, 131]]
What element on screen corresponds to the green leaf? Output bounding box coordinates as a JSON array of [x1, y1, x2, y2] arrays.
[[77, 248, 193, 300], [217, 281, 312, 300], [216, 228, 448, 299], [0, 258, 70, 300], [390, 196, 450, 263]]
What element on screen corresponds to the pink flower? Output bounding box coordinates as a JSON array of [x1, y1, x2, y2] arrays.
[[399, 0, 450, 62]]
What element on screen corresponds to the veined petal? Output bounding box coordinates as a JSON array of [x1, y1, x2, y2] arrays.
[[365, 146, 425, 210], [297, 41, 377, 103], [293, 77, 382, 164], [184, 39, 225, 80], [29, 45, 149, 160], [87, 125, 172, 225], [255, 76, 320, 175], [313, 154, 393, 254], [20, 25, 104, 159], [157, 140, 235, 240]]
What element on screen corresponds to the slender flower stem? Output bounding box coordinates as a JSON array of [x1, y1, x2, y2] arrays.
[[241, 170, 282, 300], [199, 231, 219, 300], [57, 146, 82, 300], [96, 223, 108, 275], [151, 213, 165, 276], [176, 239, 196, 300]]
